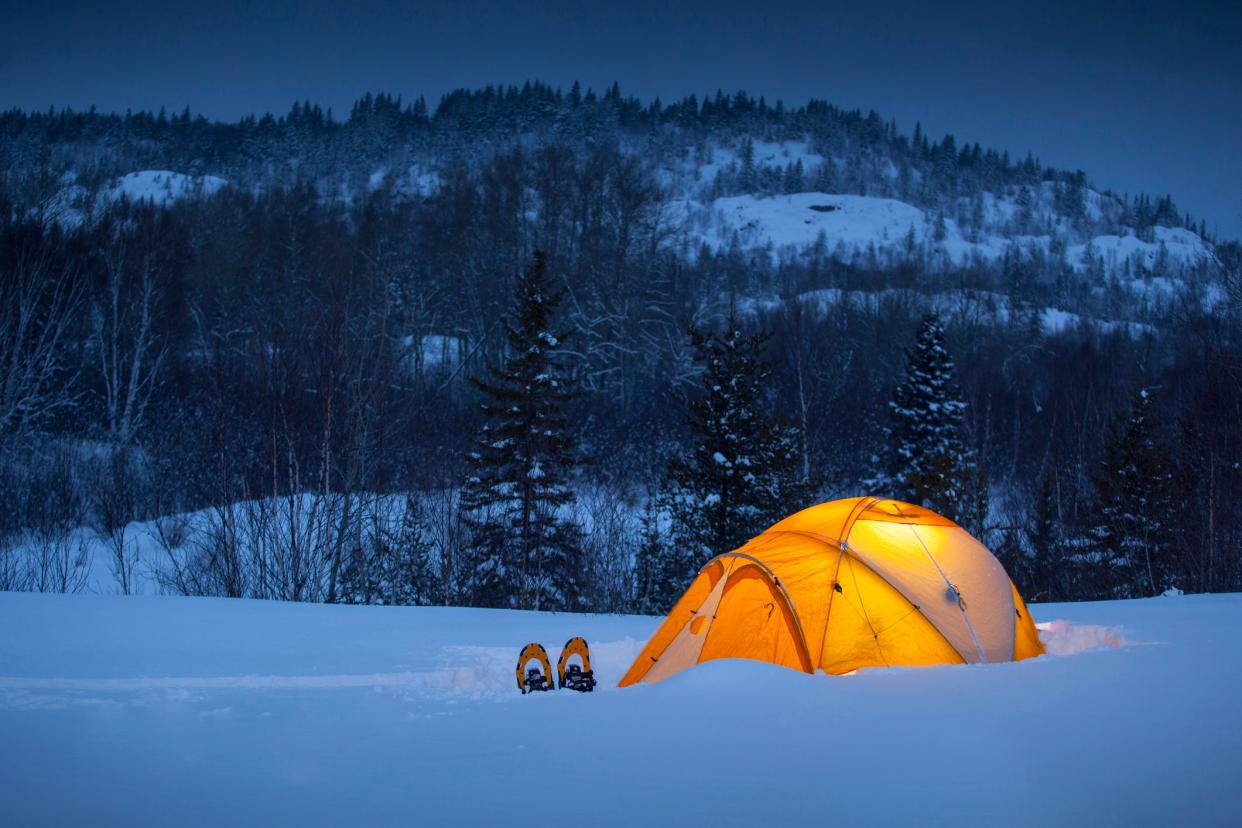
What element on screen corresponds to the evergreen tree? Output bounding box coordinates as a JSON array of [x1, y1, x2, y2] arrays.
[[337, 538, 377, 605], [632, 496, 677, 615], [1014, 185, 1034, 233], [738, 137, 757, 192], [813, 161, 835, 193], [1028, 471, 1067, 601], [1085, 387, 1178, 598], [459, 251, 581, 611], [992, 527, 1031, 598], [339, 495, 442, 606], [782, 160, 804, 194], [657, 312, 804, 606], [873, 314, 978, 522], [385, 495, 442, 606]]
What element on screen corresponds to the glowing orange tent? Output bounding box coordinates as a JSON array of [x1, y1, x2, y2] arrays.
[[619, 497, 1043, 686]]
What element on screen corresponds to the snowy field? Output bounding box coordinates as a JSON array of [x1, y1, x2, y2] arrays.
[[1, 592, 1239, 826]]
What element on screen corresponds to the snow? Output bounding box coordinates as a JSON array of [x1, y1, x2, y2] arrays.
[[678, 139, 824, 196], [399, 334, 465, 376], [678, 188, 1216, 293], [1038, 307, 1155, 338], [1035, 619, 1128, 655], [1, 590, 1239, 824], [783, 288, 1155, 339], [40, 170, 229, 228], [1067, 226, 1214, 277], [401, 163, 441, 197], [701, 192, 928, 258], [691, 192, 1032, 271], [106, 170, 227, 206], [417, 333, 464, 369]]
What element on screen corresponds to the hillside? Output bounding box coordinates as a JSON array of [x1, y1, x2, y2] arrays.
[[8, 87, 1227, 335], [1, 590, 1239, 825], [1, 84, 1240, 612]]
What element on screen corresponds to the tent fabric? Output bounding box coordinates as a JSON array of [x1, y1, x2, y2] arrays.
[[619, 497, 1044, 686]]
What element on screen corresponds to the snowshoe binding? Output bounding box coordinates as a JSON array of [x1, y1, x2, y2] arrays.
[[556, 636, 597, 692], [516, 643, 554, 694]]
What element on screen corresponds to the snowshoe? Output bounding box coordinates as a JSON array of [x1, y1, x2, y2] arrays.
[[556, 636, 597, 692], [516, 642, 554, 694]]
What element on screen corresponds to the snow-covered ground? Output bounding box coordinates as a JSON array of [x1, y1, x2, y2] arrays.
[[1, 591, 1239, 825], [105, 170, 227, 206], [43, 170, 228, 228], [685, 191, 1214, 284]]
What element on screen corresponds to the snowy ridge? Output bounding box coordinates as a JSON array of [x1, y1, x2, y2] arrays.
[[683, 189, 1214, 282], [105, 170, 227, 206], [47, 134, 1221, 301], [43, 170, 228, 228], [654, 134, 1218, 286], [1067, 225, 1215, 274]]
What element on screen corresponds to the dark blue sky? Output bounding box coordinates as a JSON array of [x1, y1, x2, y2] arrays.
[[2, 0, 1239, 238]]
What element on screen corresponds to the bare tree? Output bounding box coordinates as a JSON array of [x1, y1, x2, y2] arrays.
[[95, 243, 167, 447], [93, 449, 141, 595], [575, 485, 639, 613], [0, 249, 81, 437], [28, 526, 91, 594], [422, 481, 466, 604], [0, 542, 31, 591]]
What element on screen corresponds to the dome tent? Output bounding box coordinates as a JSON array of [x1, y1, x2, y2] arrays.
[[619, 497, 1043, 686]]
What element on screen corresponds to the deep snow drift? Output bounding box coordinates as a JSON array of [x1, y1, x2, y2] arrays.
[[1, 591, 1239, 825]]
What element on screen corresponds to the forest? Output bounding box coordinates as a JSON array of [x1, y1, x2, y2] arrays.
[[1, 82, 1239, 610]]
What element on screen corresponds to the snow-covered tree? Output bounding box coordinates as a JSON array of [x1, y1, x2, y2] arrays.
[[459, 251, 581, 611], [738, 137, 757, 192], [873, 314, 979, 523], [632, 497, 676, 615], [340, 495, 441, 606], [1084, 387, 1178, 598], [654, 313, 804, 608]]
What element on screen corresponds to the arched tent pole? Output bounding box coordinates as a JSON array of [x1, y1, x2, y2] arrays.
[[753, 496, 880, 670], [823, 496, 884, 657], [703, 551, 816, 675], [762, 497, 972, 669], [840, 495, 883, 545]]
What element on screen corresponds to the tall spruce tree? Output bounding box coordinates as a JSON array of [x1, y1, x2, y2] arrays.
[[459, 251, 581, 611], [650, 313, 804, 610], [874, 314, 979, 522], [1085, 387, 1177, 598]]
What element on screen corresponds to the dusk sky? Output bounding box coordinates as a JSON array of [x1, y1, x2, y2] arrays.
[[2, 0, 1238, 238]]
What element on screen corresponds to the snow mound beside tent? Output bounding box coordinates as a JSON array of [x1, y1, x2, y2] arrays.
[[1, 591, 1239, 825], [1037, 619, 1129, 655]]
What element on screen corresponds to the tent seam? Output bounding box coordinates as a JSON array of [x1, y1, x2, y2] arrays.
[[817, 496, 878, 667], [899, 517, 988, 663]]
